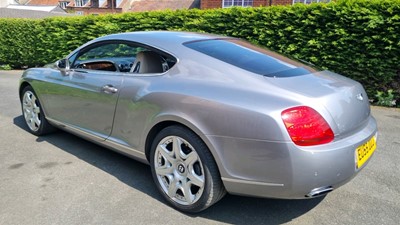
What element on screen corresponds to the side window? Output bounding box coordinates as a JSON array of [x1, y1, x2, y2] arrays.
[[71, 42, 144, 72], [130, 50, 177, 74], [68, 52, 78, 67], [71, 41, 177, 74]]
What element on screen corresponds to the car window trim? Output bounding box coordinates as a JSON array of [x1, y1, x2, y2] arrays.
[[70, 40, 178, 74]]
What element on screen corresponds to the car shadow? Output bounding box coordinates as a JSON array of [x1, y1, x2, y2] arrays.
[[14, 115, 324, 224]]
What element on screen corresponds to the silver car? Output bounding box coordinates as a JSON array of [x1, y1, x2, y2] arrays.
[[19, 31, 377, 213]]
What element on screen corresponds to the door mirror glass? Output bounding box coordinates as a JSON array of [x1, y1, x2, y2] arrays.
[[56, 58, 70, 75], [56, 58, 69, 70]]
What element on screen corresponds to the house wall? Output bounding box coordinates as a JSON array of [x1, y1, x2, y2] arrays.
[[271, 0, 292, 5], [200, 0, 222, 9], [67, 7, 122, 15], [200, 0, 293, 9]]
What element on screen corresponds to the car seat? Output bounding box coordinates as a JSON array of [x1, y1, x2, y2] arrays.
[[131, 51, 164, 73]]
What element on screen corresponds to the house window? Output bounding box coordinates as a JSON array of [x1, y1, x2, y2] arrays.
[[59, 1, 69, 9], [223, 0, 253, 8], [293, 0, 331, 4], [75, 0, 89, 7]]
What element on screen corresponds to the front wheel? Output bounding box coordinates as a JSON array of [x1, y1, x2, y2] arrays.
[[21, 86, 55, 135], [150, 125, 226, 213]]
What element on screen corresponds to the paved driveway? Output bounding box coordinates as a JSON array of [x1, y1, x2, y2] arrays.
[[1, 70, 399, 225]]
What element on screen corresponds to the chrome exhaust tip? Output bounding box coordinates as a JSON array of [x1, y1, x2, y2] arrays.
[[306, 186, 333, 198]]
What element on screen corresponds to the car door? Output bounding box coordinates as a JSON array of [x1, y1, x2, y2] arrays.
[[43, 41, 138, 140]]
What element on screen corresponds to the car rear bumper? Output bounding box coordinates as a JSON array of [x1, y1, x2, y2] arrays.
[[208, 115, 378, 199]]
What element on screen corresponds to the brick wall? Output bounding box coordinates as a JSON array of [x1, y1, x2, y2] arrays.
[[200, 0, 293, 9], [271, 0, 292, 5], [66, 7, 122, 15], [253, 0, 268, 7], [200, 0, 222, 9]]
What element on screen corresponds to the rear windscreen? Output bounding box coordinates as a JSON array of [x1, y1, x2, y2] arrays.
[[183, 39, 317, 77]]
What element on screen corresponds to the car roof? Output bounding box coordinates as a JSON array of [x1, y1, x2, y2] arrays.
[[93, 31, 227, 53]]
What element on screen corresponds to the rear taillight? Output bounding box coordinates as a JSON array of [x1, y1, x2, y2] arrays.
[[281, 106, 334, 146]]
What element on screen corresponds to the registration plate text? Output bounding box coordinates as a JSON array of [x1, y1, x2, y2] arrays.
[[356, 136, 377, 169]]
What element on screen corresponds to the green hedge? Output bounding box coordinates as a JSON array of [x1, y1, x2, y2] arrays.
[[0, 0, 399, 106]]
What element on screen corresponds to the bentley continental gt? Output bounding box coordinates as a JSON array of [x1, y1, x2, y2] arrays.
[[19, 31, 378, 213]]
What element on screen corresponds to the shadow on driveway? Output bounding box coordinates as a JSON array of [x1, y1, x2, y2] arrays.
[[14, 115, 324, 224]]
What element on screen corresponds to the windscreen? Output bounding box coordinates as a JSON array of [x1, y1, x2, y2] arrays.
[[184, 39, 318, 77]]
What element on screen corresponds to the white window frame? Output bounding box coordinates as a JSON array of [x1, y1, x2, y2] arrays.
[[222, 0, 253, 8], [293, 0, 331, 4], [59, 1, 69, 9], [75, 0, 88, 7]]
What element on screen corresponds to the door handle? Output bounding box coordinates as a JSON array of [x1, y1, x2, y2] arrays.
[[101, 85, 118, 94]]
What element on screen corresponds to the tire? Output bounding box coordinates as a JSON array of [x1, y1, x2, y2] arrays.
[[21, 86, 55, 136], [150, 125, 226, 213]]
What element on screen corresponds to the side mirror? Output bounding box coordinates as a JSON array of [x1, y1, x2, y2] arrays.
[[56, 59, 70, 75]]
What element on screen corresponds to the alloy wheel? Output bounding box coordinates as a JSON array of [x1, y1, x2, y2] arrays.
[[22, 91, 41, 132], [154, 135, 205, 205]]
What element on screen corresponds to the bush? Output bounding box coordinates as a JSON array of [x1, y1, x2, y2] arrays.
[[0, 19, 41, 68], [0, 64, 12, 70], [0, 0, 399, 106], [375, 89, 396, 107]]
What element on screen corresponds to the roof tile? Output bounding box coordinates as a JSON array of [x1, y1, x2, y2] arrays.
[[27, 0, 64, 5], [129, 0, 198, 12]]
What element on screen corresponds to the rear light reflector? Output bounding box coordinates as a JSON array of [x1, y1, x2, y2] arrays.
[[281, 106, 334, 146]]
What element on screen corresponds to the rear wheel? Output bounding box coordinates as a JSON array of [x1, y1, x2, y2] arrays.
[[150, 125, 225, 213], [21, 86, 55, 135]]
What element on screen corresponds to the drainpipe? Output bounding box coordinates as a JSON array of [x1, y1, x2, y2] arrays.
[[269, 0, 273, 6]]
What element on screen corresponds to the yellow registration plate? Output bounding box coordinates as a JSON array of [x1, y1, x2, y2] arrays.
[[356, 136, 377, 169]]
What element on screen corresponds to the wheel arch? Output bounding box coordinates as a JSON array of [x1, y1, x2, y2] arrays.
[[144, 120, 178, 162], [144, 119, 223, 176], [19, 81, 32, 100]]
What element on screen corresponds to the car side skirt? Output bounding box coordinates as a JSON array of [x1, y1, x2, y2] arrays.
[[46, 118, 148, 164]]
